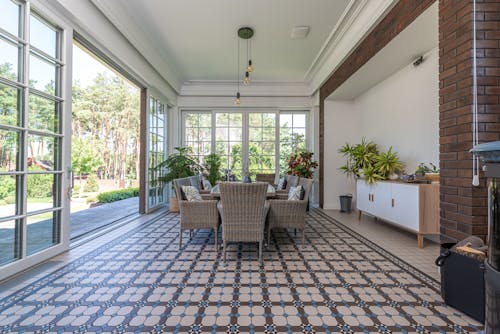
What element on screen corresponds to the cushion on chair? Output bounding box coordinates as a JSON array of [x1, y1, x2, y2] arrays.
[[181, 186, 203, 201], [288, 185, 304, 201], [211, 184, 220, 193], [202, 178, 212, 190], [277, 177, 287, 190]]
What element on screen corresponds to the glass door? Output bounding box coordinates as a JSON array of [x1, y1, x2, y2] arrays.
[[0, 0, 69, 280], [147, 96, 168, 211]]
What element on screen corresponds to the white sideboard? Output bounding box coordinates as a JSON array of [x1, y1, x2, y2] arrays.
[[356, 180, 439, 248]]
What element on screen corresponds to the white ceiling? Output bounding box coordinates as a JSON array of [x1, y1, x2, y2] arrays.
[[327, 2, 438, 100], [91, 0, 353, 86]]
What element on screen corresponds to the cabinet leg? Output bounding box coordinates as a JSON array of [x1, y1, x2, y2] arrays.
[[418, 234, 424, 249], [358, 210, 362, 221]]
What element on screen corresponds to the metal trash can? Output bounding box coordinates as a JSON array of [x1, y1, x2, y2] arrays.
[[339, 194, 352, 213]]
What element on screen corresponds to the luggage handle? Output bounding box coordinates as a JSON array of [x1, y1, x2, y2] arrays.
[[435, 249, 451, 266]]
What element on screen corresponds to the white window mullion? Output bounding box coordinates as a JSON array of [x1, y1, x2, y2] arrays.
[[242, 112, 249, 175], [275, 110, 280, 177]]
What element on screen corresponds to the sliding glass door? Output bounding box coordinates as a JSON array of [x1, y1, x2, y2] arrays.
[[0, 0, 69, 279]]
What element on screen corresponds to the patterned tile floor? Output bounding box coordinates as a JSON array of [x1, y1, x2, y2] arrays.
[[0, 209, 484, 333]]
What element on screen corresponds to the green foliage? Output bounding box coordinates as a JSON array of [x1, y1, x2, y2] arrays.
[[339, 139, 404, 184], [96, 187, 139, 203], [83, 174, 99, 192], [203, 153, 223, 185], [287, 151, 318, 178], [27, 169, 53, 198], [375, 147, 404, 178], [0, 176, 15, 200], [415, 162, 439, 175], [4, 195, 15, 204], [72, 137, 103, 176], [158, 147, 201, 185]]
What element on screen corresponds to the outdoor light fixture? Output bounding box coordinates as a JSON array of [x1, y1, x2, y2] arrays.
[[235, 26, 254, 104]]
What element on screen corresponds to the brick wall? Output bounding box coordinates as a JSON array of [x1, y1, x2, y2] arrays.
[[439, 0, 500, 242]]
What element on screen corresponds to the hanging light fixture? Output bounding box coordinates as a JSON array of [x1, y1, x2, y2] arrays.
[[235, 27, 254, 104], [247, 35, 253, 73]]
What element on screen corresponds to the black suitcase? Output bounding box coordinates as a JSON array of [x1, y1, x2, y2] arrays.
[[435, 243, 485, 323]]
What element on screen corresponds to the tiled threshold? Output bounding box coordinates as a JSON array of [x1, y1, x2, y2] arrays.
[[322, 209, 441, 281]]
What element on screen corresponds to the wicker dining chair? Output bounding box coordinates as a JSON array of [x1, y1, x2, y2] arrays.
[[267, 177, 313, 246], [174, 178, 220, 251], [218, 182, 269, 263], [255, 173, 276, 186], [275, 174, 300, 199]]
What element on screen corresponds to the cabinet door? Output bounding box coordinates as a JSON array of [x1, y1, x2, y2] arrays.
[[372, 182, 392, 219], [390, 183, 419, 231], [356, 180, 372, 213]]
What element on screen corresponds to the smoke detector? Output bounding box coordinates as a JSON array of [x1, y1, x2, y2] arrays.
[[291, 26, 310, 39]]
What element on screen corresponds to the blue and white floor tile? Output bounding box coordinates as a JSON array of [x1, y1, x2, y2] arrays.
[[0, 209, 484, 333]]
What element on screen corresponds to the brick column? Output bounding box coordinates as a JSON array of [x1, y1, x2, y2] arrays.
[[439, 0, 500, 242]]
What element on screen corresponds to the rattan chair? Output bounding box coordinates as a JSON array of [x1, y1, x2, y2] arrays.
[[218, 182, 269, 263], [267, 177, 313, 246], [174, 178, 220, 251], [275, 174, 300, 199], [255, 173, 276, 186]]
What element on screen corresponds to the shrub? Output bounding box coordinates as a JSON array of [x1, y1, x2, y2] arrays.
[[83, 174, 99, 192], [73, 184, 81, 195], [96, 187, 139, 203], [0, 176, 15, 200], [4, 195, 15, 204], [27, 173, 52, 198]]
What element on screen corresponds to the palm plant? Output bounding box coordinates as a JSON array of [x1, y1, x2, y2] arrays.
[[375, 147, 404, 178], [158, 147, 201, 196], [203, 153, 223, 186], [339, 138, 379, 178]]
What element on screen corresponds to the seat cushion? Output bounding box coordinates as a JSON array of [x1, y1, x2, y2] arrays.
[[288, 185, 304, 201], [181, 185, 203, 201]]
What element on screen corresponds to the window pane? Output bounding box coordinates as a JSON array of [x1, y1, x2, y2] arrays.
[[28, 94, 59, 133], [199, 114, 211, 127], [262, 128, 276, 141], [26, 210, 60, 256], [185, 113, 197, 128], [0, 129, 18, 172], [0, 0, 21, 37], [29, 54, 56, 94], [0, 38, 20, 81], [27, 134, 58, 171], [27, 173, 58, 213], [0, 219, 18, 266], [200, 128, 211, 141], [30, 14, 57, 58], [0, 83, 20, 126], [249, 113, 261, 127], [215, 113, 228, 127], [280, 114, 293, 127], [293, 114, 306, 127], [0, 175, 17, 217]]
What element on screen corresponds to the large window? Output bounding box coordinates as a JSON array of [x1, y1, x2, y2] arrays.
[[0, 1, 63, 266], [182, 111, 308, 179], [148, 97, 167, 209]]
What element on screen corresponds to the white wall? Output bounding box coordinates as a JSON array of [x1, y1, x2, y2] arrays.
[[357, 47, 439, 173], [323, 47, 439, 209], [323, 100, 360, 209]]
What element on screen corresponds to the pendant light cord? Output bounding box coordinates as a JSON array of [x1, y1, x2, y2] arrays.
[[472, 0, 479, 186]]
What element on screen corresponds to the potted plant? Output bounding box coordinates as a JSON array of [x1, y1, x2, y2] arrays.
[[158, 147, 201, 212], [203, 153, 223, 186], [375, 147, 404, 180], [287, 150, 318, 178], [338, 138, 379, 179], [415, 162, 440, 183]]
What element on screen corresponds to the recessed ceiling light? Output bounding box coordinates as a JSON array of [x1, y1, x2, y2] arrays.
[[291, 26, 310, 39]]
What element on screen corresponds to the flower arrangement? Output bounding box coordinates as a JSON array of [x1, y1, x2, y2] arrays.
[[287, 151, 318, 178]]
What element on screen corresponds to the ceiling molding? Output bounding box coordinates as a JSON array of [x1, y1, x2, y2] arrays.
[[91, 0, 182, 93], [303, 0, 366, 83], [306, 0, 398, 95], [180, 81, 311, 97], [177, 95, 313, 109]]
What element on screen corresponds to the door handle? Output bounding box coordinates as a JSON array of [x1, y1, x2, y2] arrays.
[[372, 194, 374, 202], [391, 198, 395, 207]]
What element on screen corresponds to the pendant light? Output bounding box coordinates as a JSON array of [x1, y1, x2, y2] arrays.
[[235, 27, 254, 104], [235, 32, 241, 104]]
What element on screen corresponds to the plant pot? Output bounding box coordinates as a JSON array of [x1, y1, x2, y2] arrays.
[[425, 173, 440, 183], [169, 197, 179, 213]]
